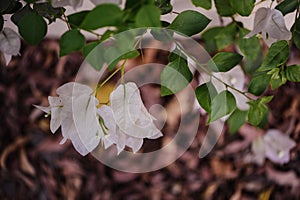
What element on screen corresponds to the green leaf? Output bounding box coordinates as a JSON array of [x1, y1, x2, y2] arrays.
[[247, 97, 272, 127], [11, 4, 32, 25], [80, 4, 123, 30], [191, 0, 212, 10], [248, 73, 271, 96], [0, 0, 11, 13], [292, 17, 300, 49], [270, 78, 284, 90], [215, 23, 237, 50], [258, 40, 290, 72], [209, 90, 237, 123], [168, 10, 211, 36], [208, 52, 243, 72], [243, 50, 263, 74], [155, 0, 173, 14], [135, 5, 161, 27], [214, 0, 236, 16], [1, 0, 22, 14], [68, 11, 89, 29], [238, 27, 261, 60], [202, 26, 223, 53], [83, 42, 106, 71], [275, 0, 298, 15], [18, 10, 47, 45], [230, 0, 255, 16], [82, 41, 100, 58], [60, 29, 85, 56], [285, 65, 300, 82], [227, 109, 248, 134], [195, 82, 218, 113], [161, 50, 193, 96], [34, 3, 65, 24]]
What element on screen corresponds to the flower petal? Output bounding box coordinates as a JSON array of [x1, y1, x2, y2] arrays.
[[56, 82, 93, 97], [245, 7, 269, 38], [72, 94, 101, 153], [0, 28, 21, 55], [266, 9, 291, 41], [110, 82, 160, 139], [263, 129, 296, 164], [34, 105, 51, 113]]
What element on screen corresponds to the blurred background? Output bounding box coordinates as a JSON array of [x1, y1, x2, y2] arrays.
[[1, 0, 300, 199]]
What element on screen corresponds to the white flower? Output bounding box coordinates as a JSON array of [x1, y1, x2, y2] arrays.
[[98, 82, 163, 154], [245, 7, 291, 46], [90, 0, 122, 5], [35, 82, 103, 156], [51, 0, 83, 9], [250, 129, 296, 165], [263, 129, 296, 164], [0, 28, 21, 65], [200, 65, 249, 112]]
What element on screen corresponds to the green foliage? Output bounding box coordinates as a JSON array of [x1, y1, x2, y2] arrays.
[[11, 4, 32, 25], [238, 28, 260, 61], [80, 4, 123, 30], [202, 27, 223, 53], [292, 17, 300, 49], [275, 0, 299, 15], [17, 10, 47, 45], [209, 90, 237, 123], [60, 29, 85, 56], [208, 52, 243, 72], [0, 0, 22, 14], [247, 96, 273, 126], [135, 5, 161, 27], [248, 73, 271, 96], [230, 0, 255, 16], [168, 10, 211, 36], [68, 11, 89, 29], [258, 40, 290, 72], [215, 23, 237, 50], [285, 65, 300, 82], [1, 0, 298, 132], [161, 50, 193, 96], [33, 3, 65, 24], [154, 0, 173, 14], [191, 0, 212, 10], [195, 82, 218, 113], [214, 0, 236, 16], [227, 109, 248, 134]]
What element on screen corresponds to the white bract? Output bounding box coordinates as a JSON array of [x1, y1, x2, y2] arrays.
[[101, 82, 163, 154], [90, 0, 122, 5], [200, 65, 249, 112], [0, 28, 21, 65], [35, 82, 103, 156], [245, 7, 291, 46], [51, 0, 83, 9], [36, 81, 162, 156], [250, 129, 296, 165]]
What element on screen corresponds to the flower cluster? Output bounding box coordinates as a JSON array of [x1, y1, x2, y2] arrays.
[[0, 28, 21, 65], [35, 82, 162, 155], [249, 129, 296, 165]]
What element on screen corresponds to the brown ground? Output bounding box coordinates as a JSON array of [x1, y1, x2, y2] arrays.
[[0, 39, 300, 200]]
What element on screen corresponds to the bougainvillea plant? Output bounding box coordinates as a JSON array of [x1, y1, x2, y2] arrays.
[[1, 0, 300, 165]]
